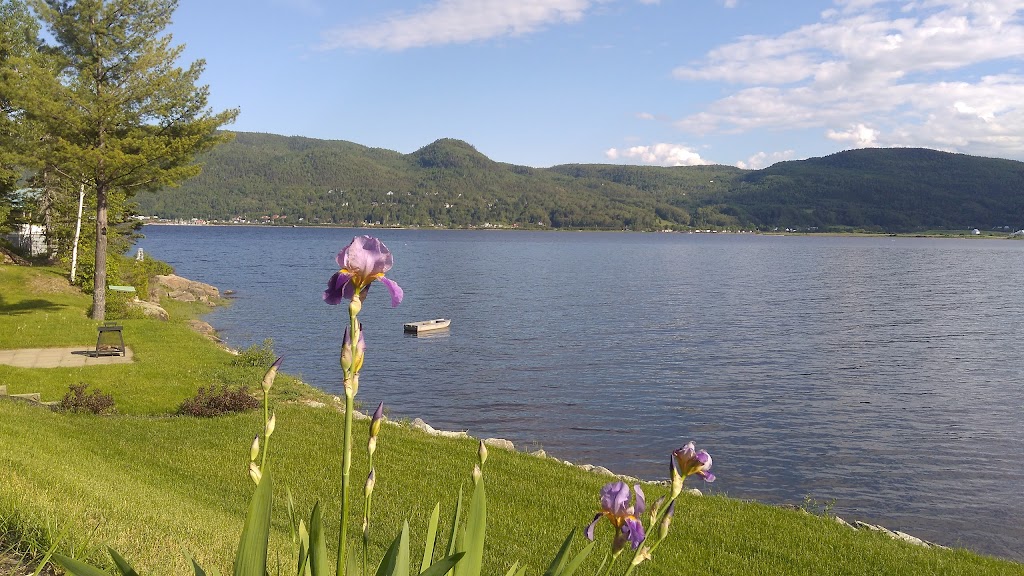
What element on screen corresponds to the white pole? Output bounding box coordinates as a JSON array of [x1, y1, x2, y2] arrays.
[[70, 182, 85, 283]]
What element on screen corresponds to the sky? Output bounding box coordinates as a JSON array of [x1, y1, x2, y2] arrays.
[[166, 0, 1024, 169]]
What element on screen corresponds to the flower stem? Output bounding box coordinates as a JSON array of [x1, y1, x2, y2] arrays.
[[337, 389, 355, 576]]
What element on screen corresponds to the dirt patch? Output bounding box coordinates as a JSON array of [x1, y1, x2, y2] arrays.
[[26, 274, 81, 296], [0, 547, 60, 575]]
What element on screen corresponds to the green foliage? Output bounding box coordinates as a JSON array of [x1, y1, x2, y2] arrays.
[[56, 383, 116, 415], [177, 385, 260, 418], [231, 338, 278, 368], [135, 133, 1024, 233], [6, 0, 238, 320]]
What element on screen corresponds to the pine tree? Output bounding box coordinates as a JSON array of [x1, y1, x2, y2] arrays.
[[18, 0, 238, 319]]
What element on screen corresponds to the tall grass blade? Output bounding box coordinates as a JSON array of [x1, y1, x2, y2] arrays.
[[233, 473, 273, 576], [553, 539, 594, 576], [183, 551, 207, 576], [31, 520, 70, 576], [419, 502, 441, 574], [418, 553, 465, 576], [51, 554, 111, 576], [542, 529, 575, 576], [456, 479, 486, 576], [308, 501, 330, 576], [446, 486, 463, 558], [503, 561, 520, 576], [374, 522, 407, 576], [107, 547, 140, 576]]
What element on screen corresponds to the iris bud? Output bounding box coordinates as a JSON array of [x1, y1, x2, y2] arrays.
[[364, 468, 376, 498], [265, 412, 276, 438], [478, 440, 488, 467], [249, 462, 262, 485], [262, 357, 283, 392], [249, 436, 259, 462]]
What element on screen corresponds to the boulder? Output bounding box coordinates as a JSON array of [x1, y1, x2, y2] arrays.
[[187, 319, 220, 341], [483, 438, 515, 451], [130, 299, 168, 320], [152, 274, 221, 305]]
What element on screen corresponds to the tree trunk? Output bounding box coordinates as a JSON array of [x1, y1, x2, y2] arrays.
[[91, 186, 108, 321]]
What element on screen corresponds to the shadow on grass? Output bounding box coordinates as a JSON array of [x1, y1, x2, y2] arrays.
[[0, 295, 64, 315]]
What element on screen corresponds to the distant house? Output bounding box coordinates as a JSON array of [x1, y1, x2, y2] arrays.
[[4, 224, 48, 256]]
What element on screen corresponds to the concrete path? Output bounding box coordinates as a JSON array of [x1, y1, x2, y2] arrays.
[[0, 347, 134, 368]]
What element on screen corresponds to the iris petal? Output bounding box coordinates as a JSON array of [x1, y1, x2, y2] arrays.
[[633, 484, 646, 516], [323, 272, 348, 305], [584, 513, 602, 541], [379, 276, 404, 307]]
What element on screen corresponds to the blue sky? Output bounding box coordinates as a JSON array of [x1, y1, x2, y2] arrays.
[[167, 0, 1024, 169]]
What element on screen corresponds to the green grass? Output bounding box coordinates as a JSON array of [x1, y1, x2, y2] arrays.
[[1, 263, 1023, 576]]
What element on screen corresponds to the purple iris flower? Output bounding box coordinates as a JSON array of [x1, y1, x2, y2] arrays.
[[672, 441, 716, 482], [585, 481, 647, 551], [323, 236, 403, 307]]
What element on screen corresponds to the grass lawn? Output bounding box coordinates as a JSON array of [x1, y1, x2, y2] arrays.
[[1, 263, 1022, 576]]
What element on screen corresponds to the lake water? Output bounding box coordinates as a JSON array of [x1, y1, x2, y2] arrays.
[[136, 226, 1024, 562]]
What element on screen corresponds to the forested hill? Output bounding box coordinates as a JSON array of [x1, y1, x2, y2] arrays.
[[134, 132, 1024, 232]]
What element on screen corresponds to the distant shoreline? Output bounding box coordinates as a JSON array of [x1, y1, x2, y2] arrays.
[[139, 221, 1022, 239]]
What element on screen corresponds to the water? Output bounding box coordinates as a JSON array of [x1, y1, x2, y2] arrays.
[[136, 226, 1024, 562]]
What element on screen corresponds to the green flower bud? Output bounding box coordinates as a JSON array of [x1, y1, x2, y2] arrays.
[[248, 462, 262, 485], [478, 440, 488, 467], [262, 357, 283, 392], [364, 468, 376, 498], [249, 436, 259, 462], [265, 412, 276, 438]]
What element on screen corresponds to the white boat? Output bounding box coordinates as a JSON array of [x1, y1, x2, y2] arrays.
[[403, 318, 451, 333]]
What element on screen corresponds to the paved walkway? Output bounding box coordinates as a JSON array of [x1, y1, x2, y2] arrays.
[[0, 347, 134, 368]]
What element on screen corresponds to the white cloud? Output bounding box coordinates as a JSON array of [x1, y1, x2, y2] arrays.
[[721, 0, 739, 8], [672, 1, 1024, 158], [319, 0, 592, 51], [735, 149, 796, 169], [605, 143, 711, 166], [635, 112, 656, 120], [826, 123, 880, 147]]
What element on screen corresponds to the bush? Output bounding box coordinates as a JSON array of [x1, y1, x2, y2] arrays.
[[231, 338, 277, 368], [57, 383, 116, 415], [177, 385, 260, 417]]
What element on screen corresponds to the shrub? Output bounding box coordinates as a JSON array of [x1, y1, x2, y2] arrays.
[[57, 383, 116, 415], [231, 338, 277, 368], [177, 385, 259, 417]]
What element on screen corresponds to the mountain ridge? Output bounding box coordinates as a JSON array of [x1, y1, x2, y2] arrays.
[[135, 132, 1024, 232]]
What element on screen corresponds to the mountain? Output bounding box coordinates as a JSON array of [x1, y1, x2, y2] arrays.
[[134, 132, 1024, 232]]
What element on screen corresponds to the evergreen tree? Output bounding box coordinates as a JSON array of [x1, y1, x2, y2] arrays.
[[16, 0, 238, 319]]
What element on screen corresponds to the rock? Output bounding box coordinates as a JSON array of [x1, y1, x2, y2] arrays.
[[578, 464, 595, 472], [685, 488, 703, 496], [411, 418, 436, 434], [483, 438, 515, 451], [892, 531, 928, 547], [409, 418, 468, 438], [529, 449, 547, 459], [152, 274, 221, 305], [130, 299, 168, 320], [592, 466, 615, 476], [187, 319, 220, 341], [834, 516, 854, 529]]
